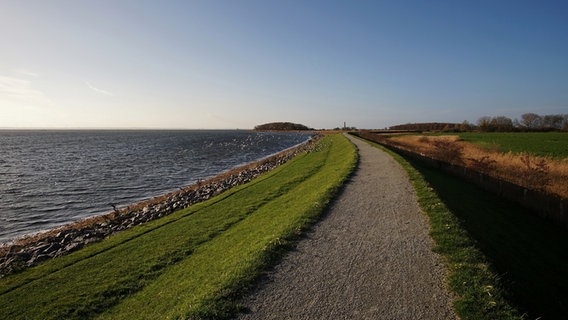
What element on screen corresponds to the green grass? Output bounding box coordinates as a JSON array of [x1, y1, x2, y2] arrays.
[[0, 134, 357, 320], [351, 134, 522, 320], [452, 132, 568, 158]]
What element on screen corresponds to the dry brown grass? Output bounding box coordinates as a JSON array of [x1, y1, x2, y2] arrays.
[[387, 135, 568, 199]]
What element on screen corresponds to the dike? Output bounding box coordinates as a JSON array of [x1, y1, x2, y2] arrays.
[[0, 134, 321, 277]]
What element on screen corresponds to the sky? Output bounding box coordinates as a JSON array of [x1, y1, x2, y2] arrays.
[[1, 1, 567, 130]]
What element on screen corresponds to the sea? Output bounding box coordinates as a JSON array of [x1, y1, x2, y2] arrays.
[[0, 130, 311, 244]]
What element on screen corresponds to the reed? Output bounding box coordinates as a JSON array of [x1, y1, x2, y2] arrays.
[[386, 135, 568, 199]]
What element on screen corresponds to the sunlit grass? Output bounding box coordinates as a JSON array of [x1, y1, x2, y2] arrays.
[[455, 132, 568, 159], [0, 134, 357, 320]]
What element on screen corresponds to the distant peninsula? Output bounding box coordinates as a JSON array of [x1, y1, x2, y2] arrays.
[[254, 122, 312, 131]]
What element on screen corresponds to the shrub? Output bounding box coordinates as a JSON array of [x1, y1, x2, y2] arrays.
[[519, 153, 551, 192], [467, 156, 497, 174], [429, 139, 464, 165]]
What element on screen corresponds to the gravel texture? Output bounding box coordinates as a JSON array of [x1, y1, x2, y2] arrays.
[[237, 134, 457, 320]]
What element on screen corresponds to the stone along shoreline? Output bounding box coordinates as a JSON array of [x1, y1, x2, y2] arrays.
[[0, 135, 320, 277]]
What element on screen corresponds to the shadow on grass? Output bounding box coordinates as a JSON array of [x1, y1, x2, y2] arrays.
[[411, 160, 568, 320]]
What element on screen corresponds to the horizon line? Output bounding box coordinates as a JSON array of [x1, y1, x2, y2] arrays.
[[0, 127, 252, 131]]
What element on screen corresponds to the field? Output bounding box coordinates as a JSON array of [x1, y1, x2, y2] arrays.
[[383, 133, 568, 198], [451, 132, 568, 159], [0, 134, 357, 320]]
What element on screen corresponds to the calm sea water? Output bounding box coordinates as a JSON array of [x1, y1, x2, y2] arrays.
[[0, 130, 310, 244]]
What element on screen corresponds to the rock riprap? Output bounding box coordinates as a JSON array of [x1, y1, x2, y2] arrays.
[[0, 135, 319, 278]]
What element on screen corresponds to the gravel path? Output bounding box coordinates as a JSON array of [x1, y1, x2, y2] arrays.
[[237, 134, 457, 320]]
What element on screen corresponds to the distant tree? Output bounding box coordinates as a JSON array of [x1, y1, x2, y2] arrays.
[[389, 122, 461, 131], [477, 116, 492, 131], [459, 120, 474, 132], [254, 122, 311, 131], [477, 116, 514, 132], [542, 114, 565, 130], [445, 123, 459, 131], [391, 112, 567, 133], [490, 116, 514, 132], [520, 113, 543, 130]]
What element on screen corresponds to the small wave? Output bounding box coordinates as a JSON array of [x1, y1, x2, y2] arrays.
[[0, 130, 311, 243]]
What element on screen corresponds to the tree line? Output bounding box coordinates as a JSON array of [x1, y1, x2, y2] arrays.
[[477, 113, 568, 132], [389, 113, 568, 132], [389, 122, 469, 132], [254, 122, 312, 131]]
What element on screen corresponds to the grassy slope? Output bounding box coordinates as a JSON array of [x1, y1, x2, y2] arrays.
[[352, 134, 522, 320], [454, 132, 568, 158], [0, 134, 357, 320], [415, 162, 568, 319]]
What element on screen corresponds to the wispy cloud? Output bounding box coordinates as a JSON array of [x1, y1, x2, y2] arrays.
[[0, 75, 52, 105], [15, 69, 40, 77], [86, 81, 115, 96]]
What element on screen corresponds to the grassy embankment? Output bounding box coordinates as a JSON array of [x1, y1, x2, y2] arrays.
[[356, 134, 568, 319], [0, 134, 357, 320], [415, 160, 568, 320]]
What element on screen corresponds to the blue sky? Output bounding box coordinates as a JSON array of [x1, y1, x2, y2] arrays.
[[1, 1, 567, 129]]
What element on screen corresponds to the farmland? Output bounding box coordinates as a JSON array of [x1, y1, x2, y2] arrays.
[[451, 132, 568, 159], [381, 132, 568, 199]]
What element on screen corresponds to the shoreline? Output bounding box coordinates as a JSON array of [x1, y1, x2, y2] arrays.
[[0, 134, 320, 277]]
